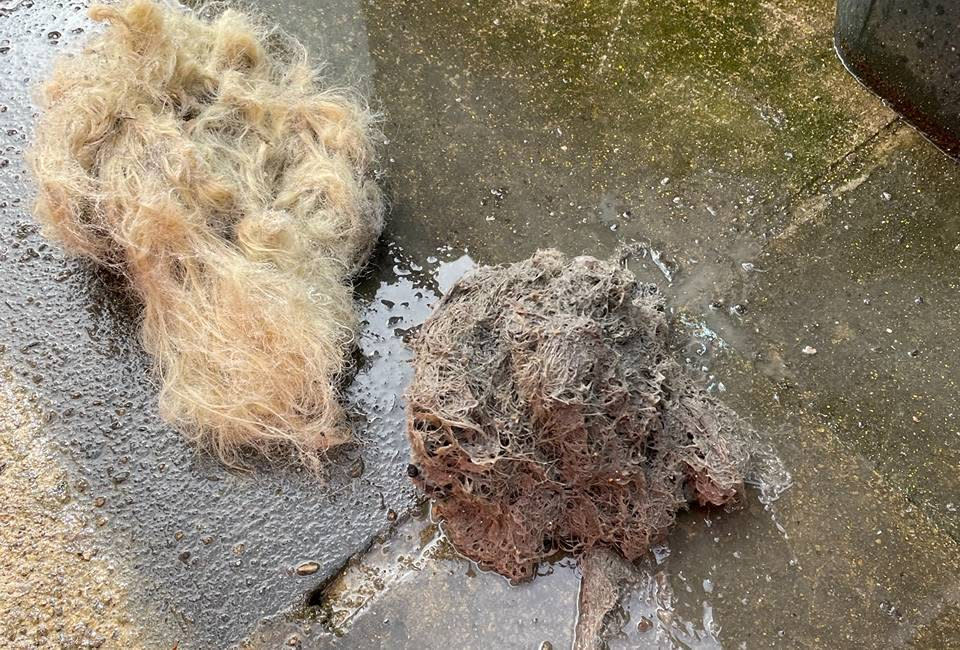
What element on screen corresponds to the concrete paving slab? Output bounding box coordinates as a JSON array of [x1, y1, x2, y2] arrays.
[[740, 124, 960, 539], [0, 4, 420, 646]]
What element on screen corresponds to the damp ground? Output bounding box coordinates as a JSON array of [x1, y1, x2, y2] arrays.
[[0, 0, 958, 648]]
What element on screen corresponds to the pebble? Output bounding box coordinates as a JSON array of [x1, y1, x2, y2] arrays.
[[295, 561, 319, 576], [802, 346, 817, 355]]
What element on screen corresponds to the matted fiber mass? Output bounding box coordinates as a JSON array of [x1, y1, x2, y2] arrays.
[[28, 0, 384, 467], [408, 250, 779, 581]]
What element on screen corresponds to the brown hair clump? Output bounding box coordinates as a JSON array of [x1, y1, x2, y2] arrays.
[[407, 250, 784, 581], [28, 1, 385, 468]]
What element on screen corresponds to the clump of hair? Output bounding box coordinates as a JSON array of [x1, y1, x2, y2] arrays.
[[28, 0, 385, 468], [407, 250, 786, 581]]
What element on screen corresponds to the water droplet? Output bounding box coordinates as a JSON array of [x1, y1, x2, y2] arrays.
[[47, 31, 62, 42]]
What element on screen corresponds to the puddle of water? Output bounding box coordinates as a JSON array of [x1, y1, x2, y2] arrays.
[[432, 253, 476, 294], [312, 506, 444, 633], [605, 565, 722, 650]]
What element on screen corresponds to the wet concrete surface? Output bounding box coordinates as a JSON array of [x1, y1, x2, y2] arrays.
[[244, 507, 582, 649], [1, 0, 959, 648], [0, 4, 420, 647], [0, 367, 148, 648], [740, 125, 960, 540]]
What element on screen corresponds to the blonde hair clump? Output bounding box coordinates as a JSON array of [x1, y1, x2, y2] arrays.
[[28, 0, 385, 468]]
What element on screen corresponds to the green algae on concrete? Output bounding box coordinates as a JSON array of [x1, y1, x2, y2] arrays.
[[361, 0, 895, 283]]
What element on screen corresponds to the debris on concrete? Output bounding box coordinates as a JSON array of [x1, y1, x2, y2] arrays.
[[407, 249, 788, 581], [295, 561, 320, 576], [28, 0, 384, 468], [574, 548, 636, 650]]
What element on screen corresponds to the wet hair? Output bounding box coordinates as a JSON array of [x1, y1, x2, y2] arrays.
[[407, 250, 786, 581], [28, 0, 384, 468]]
